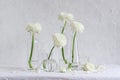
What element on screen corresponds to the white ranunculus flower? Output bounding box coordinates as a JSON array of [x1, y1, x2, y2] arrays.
[[53, 33, 67, 47], [59, 67, 66, 73], [26, 23, 42, 33], [58, 12, 74, 21], [70, 21, 84, 32], [82, 62, 95, 71]]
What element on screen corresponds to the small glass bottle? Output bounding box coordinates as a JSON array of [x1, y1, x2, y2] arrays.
[[70, 38, 80, 71], [27, 33, 40, 70], [40, 46, 57, 72]]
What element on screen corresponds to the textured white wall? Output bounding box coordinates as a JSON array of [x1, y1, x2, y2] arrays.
[[0, 0, 120, 68]]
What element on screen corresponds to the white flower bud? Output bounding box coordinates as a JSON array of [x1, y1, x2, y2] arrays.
[[70, 21, 84, 32], [58, 12, 74, 21], [26, 23, 42, 33], [53, 33, 67, 48], [82, 62, 95, 71], [59, 67, 66, 73]]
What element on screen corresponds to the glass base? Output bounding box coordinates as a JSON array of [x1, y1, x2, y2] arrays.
[[69, 62, 80, 71]]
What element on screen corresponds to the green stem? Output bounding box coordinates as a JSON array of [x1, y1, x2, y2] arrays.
[[61, 21, 67, 33], [72, 32, 77, 63], [48, 45, 55, 60], [61, 47, 67, 64], [61, 21, 68, 64], [68, 63, 72, 69], [28, 33, 34, 69]]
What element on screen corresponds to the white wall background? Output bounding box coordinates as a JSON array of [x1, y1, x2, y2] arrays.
[[0, 0, 120, 68]]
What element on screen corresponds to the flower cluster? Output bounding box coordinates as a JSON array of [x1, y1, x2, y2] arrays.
[[26, 12, 85, 71], [26, 23, 42, 33], [58, 12, 74, 21], [56, 12, 85, 48], [82, 62, 105, 72], [53, 33, 67, 47], [82, 62, 95, 71], [58, 12, 84, 33], [70, 21, 84, 32], [25, 12, 106, 73]]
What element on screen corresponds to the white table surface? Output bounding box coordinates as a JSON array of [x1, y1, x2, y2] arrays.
[[0, 65, 120, 80]]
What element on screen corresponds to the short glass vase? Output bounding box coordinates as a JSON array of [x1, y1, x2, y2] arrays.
[[41, 59, 57, 72]]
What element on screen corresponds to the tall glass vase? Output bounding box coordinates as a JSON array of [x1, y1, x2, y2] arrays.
[[27, 33, 40, 70], [69, 36, 80, 71], [57, 47, 68, 71]]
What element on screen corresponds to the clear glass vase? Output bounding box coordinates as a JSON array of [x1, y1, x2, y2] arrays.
[[27, 33, 40, 70], [41, 58, 57, 72], [69, 35, 80, 71], [57, 47, 68, 71], [40, 47, 58, 72]]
